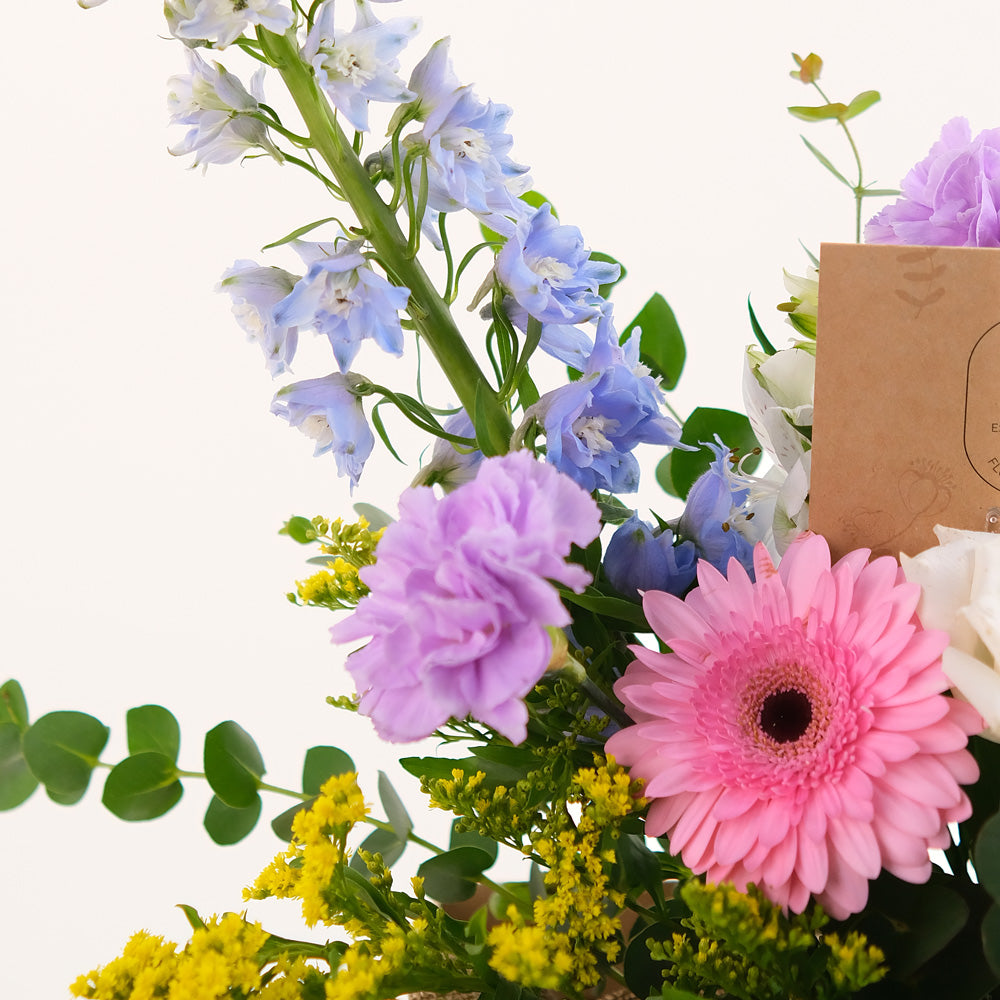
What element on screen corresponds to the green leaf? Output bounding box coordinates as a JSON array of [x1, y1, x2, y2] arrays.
[[621, 293, 685, 390], [669, 407, 762, 499], [261, 215, 343, 250], [0, 723, 37, 810], [976, 811, 1000, 903], [22, 711, 110, 804], [352, 502, 393, 531], [281, 516, 315, 544], [516, 368, 540, 409], [747, 296, 776, 356], [615, 834, 664, 902], [126, 705, 180, 762], [799, 135, 850, 187], [843, 89, 881, 121], [302, 745, 355, 795], [377, 770, 412, 840], [0, 680, 29, 730], [102, 752, 183, 821], [350, 827, 407, 872], [624, 923, 675, 1000], [203, 721, 265, 809], [861, 872, 969, 979], [787, 101, 848, 122], [271, 797, 315, 842], [655, 452, 679, 498], [983, 903, 1000, 979], [399, 754, 470, 783], [596, 493, 633, 525], [473, 384, 507, 458], [177, 903, 207, 932], [204, 793, 262, 844], [558, 587, 650, 630], [418, 846, 494, 903], [860, 187, 901, 198], [450, 822, 499, 867]]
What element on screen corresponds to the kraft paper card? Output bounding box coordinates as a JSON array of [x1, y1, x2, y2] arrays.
[[811, 242, 1000, 562]]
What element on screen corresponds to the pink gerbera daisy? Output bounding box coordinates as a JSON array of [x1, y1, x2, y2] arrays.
[[606, 532, 982, 920]]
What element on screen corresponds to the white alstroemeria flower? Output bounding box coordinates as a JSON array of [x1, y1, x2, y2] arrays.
[[778, 266, 819, 338], [78, 0, 109, 7], [743, 344, 814, 471], [901, 525, 1000, 739], [168, 49, 283, 168], [738, 345, 815, 553]]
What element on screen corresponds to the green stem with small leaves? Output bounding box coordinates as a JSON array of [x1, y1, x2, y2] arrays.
[[257, 27, 513, 448], [812, 81, 865, 242]]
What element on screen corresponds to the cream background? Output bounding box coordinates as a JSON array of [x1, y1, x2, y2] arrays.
[[4, 1, 1000, 994]]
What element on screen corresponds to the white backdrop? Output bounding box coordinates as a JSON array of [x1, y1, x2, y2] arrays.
[[4, 1, 1000, 995]]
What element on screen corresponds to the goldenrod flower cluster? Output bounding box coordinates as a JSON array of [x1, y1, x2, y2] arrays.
[[486, 757, 644, 994], [650, 881, 886, 1000], [288, 516, 385, 611], [70, 914, 270, 1000], [246, 772, 369, 927]]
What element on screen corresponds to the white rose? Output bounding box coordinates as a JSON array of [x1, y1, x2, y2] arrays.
[[900, 524, 1000, 739]]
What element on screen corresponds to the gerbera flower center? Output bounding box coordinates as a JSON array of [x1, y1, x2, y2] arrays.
[[759, 688, 812, 743]]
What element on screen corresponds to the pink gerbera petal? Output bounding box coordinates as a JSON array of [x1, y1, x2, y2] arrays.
[[607, 531, 981, 920]]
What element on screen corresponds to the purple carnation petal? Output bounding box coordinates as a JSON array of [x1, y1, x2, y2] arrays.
[[331, 450, 601, 743]]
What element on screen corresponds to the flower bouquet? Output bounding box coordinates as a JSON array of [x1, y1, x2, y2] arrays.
[[6, 3, 1000, 999]]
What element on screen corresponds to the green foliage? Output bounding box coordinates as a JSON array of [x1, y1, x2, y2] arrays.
[[22, 710, 110, 805], [0, 680, 37, 810], [787, 90, 880, 124], [665, 406, 762, 499], [418, 846, 496, 903], [378, 770, 412, 840], [271, 798, 314, 842], [651, 881, 886, 1000], [126, 705, 181, 761], [102, 752, 183, 820], [203, 721, 265, 809], [204, 793, 263, 845], [303, 745, 355, 795], [622, 292, 686, 390]]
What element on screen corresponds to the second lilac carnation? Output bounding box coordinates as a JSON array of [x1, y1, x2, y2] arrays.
[[865, 117, 1000, 247], [330, 450, 601, 743]]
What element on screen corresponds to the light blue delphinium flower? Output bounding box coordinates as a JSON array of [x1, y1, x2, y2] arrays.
[[271, 373, 374, 491], [167, 49, 283, 170], [604, 514, 698, 600], [165, 0, 294, 49], [218, 260, 300, 377], [391, 38, 531, 239], [496, 203, 619, 325], [302, 0, 420, 133], [410, 410, 483, 491], [273, 239, 410, 373], [678, 437, 756, 578], [525, 308, 683, 494]]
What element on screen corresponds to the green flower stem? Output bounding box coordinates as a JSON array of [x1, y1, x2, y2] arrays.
[[258, 28, 513, 447], [365, 817, 527, 910], [812, 81, 865, 242]]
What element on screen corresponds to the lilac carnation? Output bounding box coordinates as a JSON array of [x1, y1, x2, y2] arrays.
[[331, 450, 601, 743], [865, 117, 1000, 246]]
